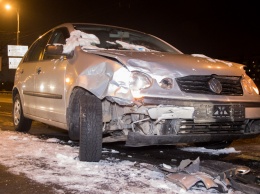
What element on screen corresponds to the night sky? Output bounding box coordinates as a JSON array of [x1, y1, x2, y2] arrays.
[[0, 0, 260, 63]]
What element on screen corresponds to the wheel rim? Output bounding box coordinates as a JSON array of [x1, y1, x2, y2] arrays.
[[13, 99, 21, 125]]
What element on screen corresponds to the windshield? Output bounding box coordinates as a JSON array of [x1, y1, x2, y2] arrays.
[[73, 24, 182, 54]]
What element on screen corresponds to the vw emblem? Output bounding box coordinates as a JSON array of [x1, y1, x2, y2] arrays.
[[208, 78, 222, 94]]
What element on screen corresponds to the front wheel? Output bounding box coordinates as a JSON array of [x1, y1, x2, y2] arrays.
[[78, 90, 103, 162], [13, 94, 32, 132]]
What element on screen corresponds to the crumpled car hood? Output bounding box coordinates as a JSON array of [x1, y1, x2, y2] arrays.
[[77, 49, 249, 105], [88, 50, 244, 77]]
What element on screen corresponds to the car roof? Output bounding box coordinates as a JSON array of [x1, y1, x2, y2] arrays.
[[53, 23, 149, 35]]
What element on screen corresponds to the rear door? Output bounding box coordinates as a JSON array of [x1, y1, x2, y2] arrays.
[[19, 31, 52, 116]]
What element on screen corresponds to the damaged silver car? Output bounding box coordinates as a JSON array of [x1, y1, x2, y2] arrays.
[[12, 23, 260, 162]]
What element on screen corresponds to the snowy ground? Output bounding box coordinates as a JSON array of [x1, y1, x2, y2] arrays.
[[0, 129, 244, 194]]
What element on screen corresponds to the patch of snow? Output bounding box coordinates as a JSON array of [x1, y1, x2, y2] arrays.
[[180, 147, 241, 155], [116, 40, 151, 51], [191, 54, 233, 67], [0, 129, 242, 193], [63, 30, 100, 53], [216, 59, 233, 67], [191, 54, 216, 63]]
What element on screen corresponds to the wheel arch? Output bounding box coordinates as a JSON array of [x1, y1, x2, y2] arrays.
[[66, 86, 96, 122], [12, 87, 19, 102]]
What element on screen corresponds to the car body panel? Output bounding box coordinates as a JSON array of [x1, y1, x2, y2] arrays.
[[34, 59, 67, 123], [15, 62, 36, 115]]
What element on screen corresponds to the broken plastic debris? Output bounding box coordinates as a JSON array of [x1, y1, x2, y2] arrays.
[[177, 157, 200, 173], [184, 157, 200, 173], [159, 158, 258, 193], [162, 163, 172, 169], [193, 172, 218, 189], [235, 166, 251, 175], [178, 159, 193, 171], [166, 173, 201, 190], [213, 177, 229, 193], [166, 172, 220, 191]]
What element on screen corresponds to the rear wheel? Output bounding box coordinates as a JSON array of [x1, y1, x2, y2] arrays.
[[77, 89, 103, 162], [13, 94, 32, 132]]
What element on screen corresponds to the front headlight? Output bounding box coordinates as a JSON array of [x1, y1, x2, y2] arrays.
[[241, 76, 259, 95], [129, 71, 152, 98]]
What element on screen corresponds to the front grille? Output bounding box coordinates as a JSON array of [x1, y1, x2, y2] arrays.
[[162, 119, 245, 135], [176, 75, 243, 95], [178, 120, 245, 134]]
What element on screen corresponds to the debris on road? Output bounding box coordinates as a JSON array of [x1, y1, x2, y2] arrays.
[[143, 157, 260, 194]]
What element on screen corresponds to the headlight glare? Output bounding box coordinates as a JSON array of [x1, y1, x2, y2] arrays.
[[241, 77, 259, 95], [253, 86, 259, 95], [241, 79, 253, 94]]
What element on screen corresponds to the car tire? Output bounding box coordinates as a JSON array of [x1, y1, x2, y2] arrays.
[[194, 140, 233, 149], [67, 88, 82, 141], [78, 89, 103, 162], [13, 94, 32, 132]]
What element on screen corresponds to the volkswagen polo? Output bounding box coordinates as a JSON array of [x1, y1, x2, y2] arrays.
[[12, 23, 260, 162]]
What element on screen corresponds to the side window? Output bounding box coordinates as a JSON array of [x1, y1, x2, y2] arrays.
[[43, 27, 70, 60], [23, 31, 52, 62], [49, 27, 70, 45]]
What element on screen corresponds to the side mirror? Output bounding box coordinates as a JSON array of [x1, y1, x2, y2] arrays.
[[44, 44, 73, 59], [45, 44, 64, 55]]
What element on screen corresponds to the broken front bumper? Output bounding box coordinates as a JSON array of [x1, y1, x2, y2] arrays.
[[142, 97, 260, 122], [125, 131, 259, 147], [126, 98, 260, 147]]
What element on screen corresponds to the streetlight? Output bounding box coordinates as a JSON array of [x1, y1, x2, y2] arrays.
[[5, 3, 20, 45]]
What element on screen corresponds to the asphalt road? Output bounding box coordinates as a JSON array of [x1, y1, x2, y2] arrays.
[[0, 93, 259, 193]]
